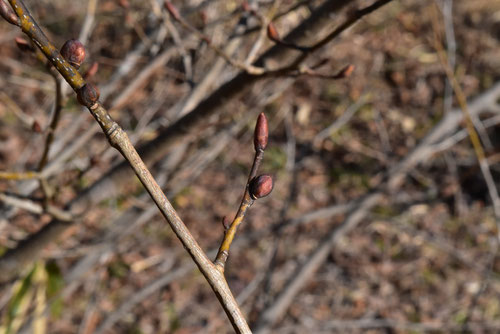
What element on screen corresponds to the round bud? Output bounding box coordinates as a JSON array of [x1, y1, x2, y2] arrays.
[[77, 83, 100, 107], [249, 174, 273, 200], [60, 39, 86, 69], [254, 113, 268, 152]]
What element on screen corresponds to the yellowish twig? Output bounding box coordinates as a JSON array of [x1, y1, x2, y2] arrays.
[[0, 171, 41, 180], [431, 5, 500, 222]]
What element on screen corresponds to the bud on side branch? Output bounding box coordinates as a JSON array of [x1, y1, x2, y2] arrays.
[[60, 39, 86, 69], [254, 113, 268, 152], [164, 1, 181, 21], [267, 23, 280, 43], [339, 64, 354, 78], [249, 174, 273, 200]]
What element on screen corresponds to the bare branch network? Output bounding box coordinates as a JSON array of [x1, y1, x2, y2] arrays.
[[2, 0, 499, 333]]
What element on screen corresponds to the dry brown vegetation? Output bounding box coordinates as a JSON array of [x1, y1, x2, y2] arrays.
[[1, 0, 500, 333]]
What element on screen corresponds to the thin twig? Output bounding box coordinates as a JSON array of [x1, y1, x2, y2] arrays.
[[37, 75, 63, 171], [214, 113, 269, 270], [0, 193, 73, 221], [165, 1, 267, 75], [0, 171, 41, 180], [431, 6, 500, 225]]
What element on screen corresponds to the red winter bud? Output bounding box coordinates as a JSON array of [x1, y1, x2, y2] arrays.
[[15, 37, 34, 53], [60, 39, 86, 69], [164, 1, 180, 21], [77, 83, 100, 107], [199, 10, 208, 26], [242, 1, 251, 12], [267, 23, 280, 42], [118, 0, 130, 9], [0, 1, 20, 26], [249, 174, 273, 200], [339, 64, 354, 78], [32, 120, 42, 133], [254, 112, 268, 152]]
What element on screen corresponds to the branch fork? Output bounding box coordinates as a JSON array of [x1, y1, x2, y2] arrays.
[[214, 113, 273, 271]]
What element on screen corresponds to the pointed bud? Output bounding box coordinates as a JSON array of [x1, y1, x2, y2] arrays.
[[249, 174, 273, 200], [199, 10, 208, 26], [267, 23, 280, 43], [0, 1, 20, 26], [254, 113, 268, 152], [242, 1, 251, 12], [60, 39, 86, 69], [164, 1, 180, 21], [77, 83, 100, 107], [339, 64, 354, 78], [32, 120, 42, 133], [118, 0, 130, 9], [15, 37, 34, 53]]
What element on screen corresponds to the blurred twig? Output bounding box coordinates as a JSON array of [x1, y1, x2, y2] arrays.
[[431, 5, 500, 227], [0, 193, 73, 222], [252, 82, 500, 333]]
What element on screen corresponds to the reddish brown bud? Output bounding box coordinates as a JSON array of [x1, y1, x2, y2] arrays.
[[249, 174, 273, 200], [83, 62, 99, 80], [199, 10, 208, 26], [90, 155, 100, 167], [242, 1, 251, 12], [15, 37, 34, 53], [267, 23, 280, 42], [254, 113, 268, 152], [60, 39, 86, 69], [118, 0, 130, 9], [0, 1, 20, 26], [77, 83, 100, 107], [164, 1, 180, 21], [32, 120, 42, 133], [339, 64, 354, 78], [202, 35, 212, 44]]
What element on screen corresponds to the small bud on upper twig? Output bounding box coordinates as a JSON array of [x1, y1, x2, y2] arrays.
[[32, 120, 42, 133], [164, 1, 180, 21], [267, 22, 310, 52], [15, 37, 34, 53], [0, 0, 20, 26], [339, 64, 354, 78], [60, 39, 86, 69], [118, 0, 130, 9], [249, 174, 273, 200], [254, 113, 268, 152], [77, 83, 100, 107], [267, 23, 280, 43]]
